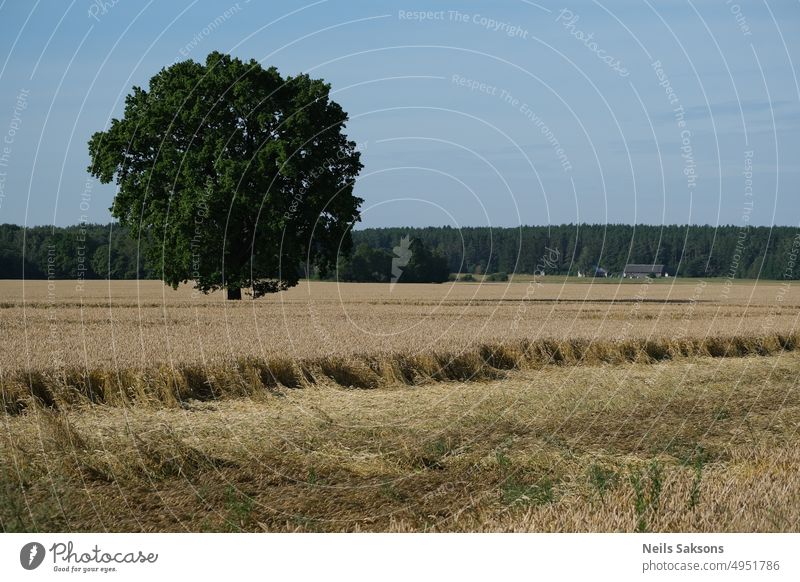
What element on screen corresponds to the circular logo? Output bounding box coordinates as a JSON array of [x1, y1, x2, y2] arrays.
[[20, 542, 46, 570]]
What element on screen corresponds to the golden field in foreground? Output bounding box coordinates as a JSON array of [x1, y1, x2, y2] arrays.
[[2, 354, 798, 532], [1, 278, 799, 373], [1, 278, 799, 532], [1, 278, 799, 409]]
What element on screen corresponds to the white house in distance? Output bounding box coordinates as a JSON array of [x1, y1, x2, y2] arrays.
[[623, 264, 667, 278]]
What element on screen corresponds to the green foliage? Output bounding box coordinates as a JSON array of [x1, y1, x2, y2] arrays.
[[629, 461, 664, 532], [588, 463, 619, 501], [337, 243, 392, 282], [86, 52, 363, 297], [0, 223, 155, 280], [414, 435, 454, 470], [502, 476, 557, 507], [5, 223, 800, 281], [350, 224, 800, 279], [224, 485, 255, 531], [494, 451, 558, 507], [400, 239, 450, 283], [336, 237, 449, 283], [688, 464, 703, 510], [677, 444, 711, 511]]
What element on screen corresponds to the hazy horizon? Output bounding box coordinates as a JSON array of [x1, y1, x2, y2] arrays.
[[7, 219, 800, 231]]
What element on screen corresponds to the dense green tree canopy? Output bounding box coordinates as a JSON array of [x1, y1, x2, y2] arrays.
[[400, 239, 450, 283], [4, 223, 800, 282], [87, 52, 363, 298], [336, 238, 450, 283]]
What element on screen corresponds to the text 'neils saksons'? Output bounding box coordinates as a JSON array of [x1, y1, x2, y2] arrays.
[[643, 543, 724, 554]]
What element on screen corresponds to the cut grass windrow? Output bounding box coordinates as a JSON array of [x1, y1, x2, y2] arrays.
[[3, 332, 798, 414]]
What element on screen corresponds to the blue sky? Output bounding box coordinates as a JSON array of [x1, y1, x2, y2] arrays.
[[0, 0, 798, 228]]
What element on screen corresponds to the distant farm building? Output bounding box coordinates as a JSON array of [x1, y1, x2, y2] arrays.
[[623, 264, 666, 278]]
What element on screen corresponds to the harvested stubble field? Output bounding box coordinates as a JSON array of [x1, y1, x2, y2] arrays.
[[1, 278, 799, 532], [1, 278, 799, 401]]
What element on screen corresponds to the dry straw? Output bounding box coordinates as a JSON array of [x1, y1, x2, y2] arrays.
[[3, 332, 798, 413]]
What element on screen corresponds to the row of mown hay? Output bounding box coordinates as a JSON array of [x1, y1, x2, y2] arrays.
[[2, 332, 798, 414]]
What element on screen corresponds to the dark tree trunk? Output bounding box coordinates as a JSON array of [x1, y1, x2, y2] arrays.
[[226, 286, 242, 300]]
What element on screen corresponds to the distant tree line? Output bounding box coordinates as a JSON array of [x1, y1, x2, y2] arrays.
[[334, 238, 450, 283], [2, 222, 799, 281], [352, 224, 800, 280], [0, 223, 156, 280]]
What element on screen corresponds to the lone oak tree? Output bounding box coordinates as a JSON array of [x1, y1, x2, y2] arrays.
[[88, 52, 363, 299]]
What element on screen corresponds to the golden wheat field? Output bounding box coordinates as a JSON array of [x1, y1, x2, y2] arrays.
[[1, 278, 799, 532], [2, 277, 799, 377]]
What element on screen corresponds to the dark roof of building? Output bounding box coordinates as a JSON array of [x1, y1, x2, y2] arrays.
[[624, 264, 665, 273]]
